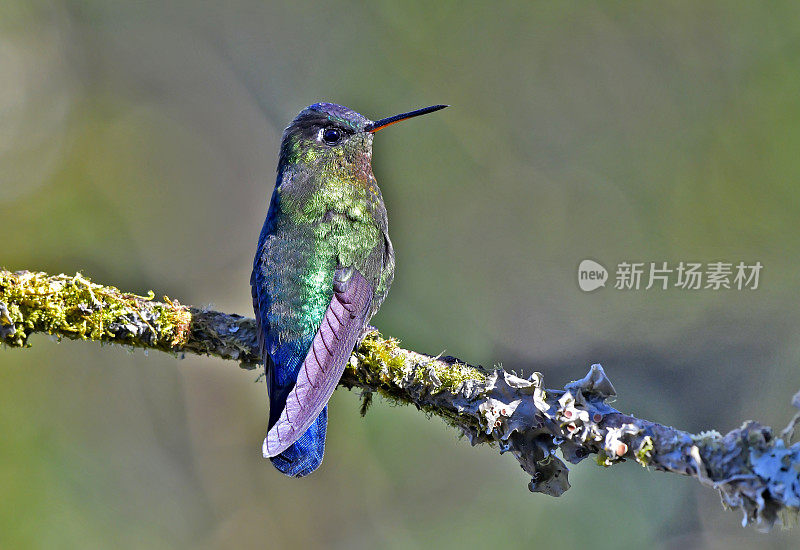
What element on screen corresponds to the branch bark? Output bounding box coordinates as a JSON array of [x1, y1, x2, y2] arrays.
[[2, 269, 799, 530]]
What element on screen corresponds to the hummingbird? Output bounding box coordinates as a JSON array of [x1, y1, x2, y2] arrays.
[[251, 102, 447, 477]]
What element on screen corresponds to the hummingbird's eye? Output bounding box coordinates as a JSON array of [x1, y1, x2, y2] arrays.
[[321, 127, 342, 145]]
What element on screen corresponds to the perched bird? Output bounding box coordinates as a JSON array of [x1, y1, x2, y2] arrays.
[[251, 102, 447, 477]]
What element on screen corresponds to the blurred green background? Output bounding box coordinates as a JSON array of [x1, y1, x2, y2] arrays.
[[2, 1, 800, 548]]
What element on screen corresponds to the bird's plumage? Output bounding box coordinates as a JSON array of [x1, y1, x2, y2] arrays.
[[252, 102, 442, 477], [252, 103, 393, 477]]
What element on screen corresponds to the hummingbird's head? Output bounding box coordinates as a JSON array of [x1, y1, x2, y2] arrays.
[[278, 103, 448, 177], [279, 103, 373, 174]]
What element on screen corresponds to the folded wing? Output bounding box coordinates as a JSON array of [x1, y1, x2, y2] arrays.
[[263, 266, 373, 458]]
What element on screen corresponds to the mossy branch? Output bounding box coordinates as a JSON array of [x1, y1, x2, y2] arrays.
[[2, 269, 799, 531]]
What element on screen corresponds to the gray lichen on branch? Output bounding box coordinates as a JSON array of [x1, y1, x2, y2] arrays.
[[2, 269, 799, 530]]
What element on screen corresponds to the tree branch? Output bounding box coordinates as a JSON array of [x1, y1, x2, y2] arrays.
[[2, 269, 799, 530]]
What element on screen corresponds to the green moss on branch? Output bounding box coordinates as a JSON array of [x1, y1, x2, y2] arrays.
[[0, 270, 191, 351]]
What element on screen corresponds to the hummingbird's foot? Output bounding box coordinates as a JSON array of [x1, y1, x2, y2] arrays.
[[357, 325, 379, 346]]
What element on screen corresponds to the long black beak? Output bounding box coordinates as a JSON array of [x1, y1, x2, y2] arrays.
[[365, 104, 448, 133]]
